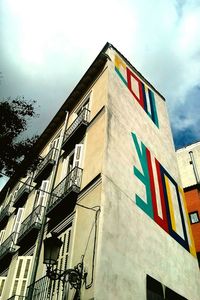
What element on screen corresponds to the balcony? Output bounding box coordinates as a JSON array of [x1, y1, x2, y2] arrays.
[[0, 232, 18, 271], [62, 108, 90, 152], [34, 148, 58, 184], [17, 205, 45, 250], [7, 296, 26, 300], [46, 167, 82, 219], [13, 178, 31, 208], [0, 203, 12, 229], [26, 275, 54, 300]]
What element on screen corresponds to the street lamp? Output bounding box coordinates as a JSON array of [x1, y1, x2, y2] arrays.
[[43, 234, 85, 298]]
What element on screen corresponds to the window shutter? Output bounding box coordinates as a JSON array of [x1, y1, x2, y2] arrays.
[[13, 208, 24, 234], [52, 227, 72, 300], [50, 138, 59, 160], [10, 256, 32, 297], [73, 144, 83, 169], [0, 230, 5, 245], [0, 277, 6, 299], [35, 180, 49, 208]]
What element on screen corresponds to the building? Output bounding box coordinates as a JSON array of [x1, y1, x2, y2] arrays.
[[176, 142, 200, 266], [0, 43, 199, 300]]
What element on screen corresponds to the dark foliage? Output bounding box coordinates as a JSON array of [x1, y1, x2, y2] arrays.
[[0, 97, 39, 177]]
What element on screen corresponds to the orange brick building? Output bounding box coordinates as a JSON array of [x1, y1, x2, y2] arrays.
[[176, 142, 200, 266]]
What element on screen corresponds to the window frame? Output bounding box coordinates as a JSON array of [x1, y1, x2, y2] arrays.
[[189, 211, 200, 224]]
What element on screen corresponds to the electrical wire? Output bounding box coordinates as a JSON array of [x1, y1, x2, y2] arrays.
[[77, 204, 100, 290]]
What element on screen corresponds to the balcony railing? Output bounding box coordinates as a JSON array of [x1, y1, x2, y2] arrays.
[[34, 148, 58, 183], [0, 202, 12, 228], [14, 178, 31, 208], [26, 275, 54, 300], [17, 205, 45, 244], [0, 232, 18, 260], [62, 108, 90, 151], [7, 296, 26, 300], [47, 167, 82, 217]]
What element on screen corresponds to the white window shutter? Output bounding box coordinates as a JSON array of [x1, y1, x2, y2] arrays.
[[0, 230, 5, 245], [73, 144, 83, 169], [36, 180, 49, 207], [52, 227, 72, 300], [50, 138, 59, 160], [0, 277, 6, 299], [13, 208, 24, 234], [61, 156, 69, 181], [9, 256, 32, 298]]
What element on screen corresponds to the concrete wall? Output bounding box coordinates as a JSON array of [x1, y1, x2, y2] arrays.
[[95, 49, 200, 299], [176, 142, 200, 188]]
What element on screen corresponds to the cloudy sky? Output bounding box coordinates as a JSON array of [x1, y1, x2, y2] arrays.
[[0, 0, 200, 175]]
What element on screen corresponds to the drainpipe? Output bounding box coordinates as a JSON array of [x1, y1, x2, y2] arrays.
[[189, 150, 200, 189], [27, 111, 69, 299]]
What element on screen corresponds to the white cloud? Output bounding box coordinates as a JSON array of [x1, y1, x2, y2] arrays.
[[0, 0, 200, 145]]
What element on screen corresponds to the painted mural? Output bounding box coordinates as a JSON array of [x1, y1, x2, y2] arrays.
[[131, 132, 196, 256], [114, 55, 159, 128]]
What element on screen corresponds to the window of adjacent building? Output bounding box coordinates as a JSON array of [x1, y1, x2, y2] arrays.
[[189, 211, 200, 224], [9, 256, 32, 298]]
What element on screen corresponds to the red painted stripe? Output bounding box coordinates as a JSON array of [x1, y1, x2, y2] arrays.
[[155, 159, 169, 232], [126, 67, 145, 109]]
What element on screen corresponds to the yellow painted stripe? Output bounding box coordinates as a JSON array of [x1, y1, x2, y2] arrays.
[[114, 54, 126, 70], [165, 176, 176, 231], [179, 187, 196, 257]]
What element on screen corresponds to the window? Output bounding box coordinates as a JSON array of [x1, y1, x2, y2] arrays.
[[146, 275, 164, 300], [146, 275, 188, 300], [76, 98, 90, 116], [10, 256, 32, 298], [62, 144, 84, 179], [189, 211, 200, 224], [165, 288, 187, 300]]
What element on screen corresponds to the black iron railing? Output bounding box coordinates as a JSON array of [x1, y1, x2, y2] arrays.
[[0, 232, 17, 259], [14, 178, 31, 204], [7, 295, 26, 300], [26, 275, 55, 300], [0, 202, 12, 223], [48, 167, 82, 211], [18, 206, 45, 242], [62, 108, 90, 146], [34, 148, 58, 179]]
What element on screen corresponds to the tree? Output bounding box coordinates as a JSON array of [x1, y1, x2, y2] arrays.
[[0, 97, 39, 177]]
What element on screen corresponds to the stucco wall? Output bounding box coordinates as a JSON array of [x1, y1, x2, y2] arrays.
[[95, 49, 200, 299]]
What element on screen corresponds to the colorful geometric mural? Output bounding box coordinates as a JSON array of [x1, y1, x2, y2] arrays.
[[114, 55, 159, 128], [131, 132, 196, 256]]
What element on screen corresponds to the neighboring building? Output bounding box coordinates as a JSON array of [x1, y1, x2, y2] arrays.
[[176, 142, 200, 266], [0, 43, 199, 300]]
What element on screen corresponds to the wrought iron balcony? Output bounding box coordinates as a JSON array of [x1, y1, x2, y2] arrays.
[[26, 275, 55, 300], [0, 202, 12, 229], [46, 167, 82, 219], [7, 296, 26, 300], [34, 148, 58, 184], [62, 108, 90, 152], [0, 232, 18, 263], [13, 178, 31, 208], [17, 205, 45, 248]]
